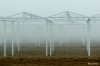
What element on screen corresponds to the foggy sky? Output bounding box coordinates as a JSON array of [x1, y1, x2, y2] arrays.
[[0, 0, 100, 17], [0, 0, 100, 43]]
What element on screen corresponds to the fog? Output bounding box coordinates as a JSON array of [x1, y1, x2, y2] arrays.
[[0, 22, 100, 44], [0, 0, 100, 17], [0, 0, 100, 46]]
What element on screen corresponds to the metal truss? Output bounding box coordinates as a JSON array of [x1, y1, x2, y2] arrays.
[[90, 14, 100, 24], [47, 11, 88, 24], [0, 12, 53, 57], [46, 11, 91, 57], [0, 12, 53, 24], [0, 11, 100, 57]]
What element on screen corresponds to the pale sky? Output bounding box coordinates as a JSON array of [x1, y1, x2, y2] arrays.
[[0, 0, 100, 17]]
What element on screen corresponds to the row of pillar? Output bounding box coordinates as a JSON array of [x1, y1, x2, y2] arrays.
[[45, 18, 91, 57], [2, 19, 91, 57], [3, 20, 20, 57]]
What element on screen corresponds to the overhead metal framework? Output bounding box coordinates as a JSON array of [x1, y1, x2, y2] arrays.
[[0, 12, 53, 57], [47, 11, 90, 56], [90, 14, 100, 22], [0, 11, 100, 57], [47, 11, 88, 23]]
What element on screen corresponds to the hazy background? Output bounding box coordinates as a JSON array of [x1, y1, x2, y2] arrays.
[[0, 0, 100, 47], [0, 0, 100, 17]]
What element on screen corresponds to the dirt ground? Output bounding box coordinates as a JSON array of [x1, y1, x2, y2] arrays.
[[0, 57, 100, 66], [0, 42, 100, 66]]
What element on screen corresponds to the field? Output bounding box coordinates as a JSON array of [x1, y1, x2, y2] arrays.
[[0, 42, 100, 66]]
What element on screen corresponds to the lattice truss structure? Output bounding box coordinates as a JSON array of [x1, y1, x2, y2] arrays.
[[0, 11, 100, 57], [0, 12, 53, 57], [47, 11, 91, 56], [90, 14, 100, 23]]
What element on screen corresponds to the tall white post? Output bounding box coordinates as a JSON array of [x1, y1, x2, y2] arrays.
[[38, 25, 40, 46], [17, 41, 20, 52], [36, 25, 39, 47], [12, 21, 14, 56], [63, 25, 66, 43], [58, 25, 60, 46], [46, 39, 48, 56], [50, 40, 52, 56], [59, 25, 64, 47], [50, 23, 52, 56], [87, 18, 90, 56], [17, 22, 20, 52], [4, 20, 6, 57], [46, 22, 48, 56], [52, 24, 55, 52], [35, 25, 38, 47], [52, 41, 54, 52], [82, 25, 85, 46]]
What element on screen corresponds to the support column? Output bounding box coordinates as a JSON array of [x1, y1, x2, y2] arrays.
[[17, 22, 20, 52], [50, 23, 52, 56], [35, 24, 38, 47], [46, 40, 48, 56], [82, 24, 85, 46], [58, 25, 61, 46], [12, 21, 14, 56], [4, 20, 6, 57], [87, 18, 90, 56], [52, 24, 55, 52], [46, 22, 48, 56], [50, 40, 52, 56], [38, 25, 40, 46]]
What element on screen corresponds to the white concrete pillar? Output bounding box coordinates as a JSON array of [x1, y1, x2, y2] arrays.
[[87, 18, 90, 56], [12, 21, 14, 56], [46, 23, 48, 56], [4, 20, 6, 57]]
